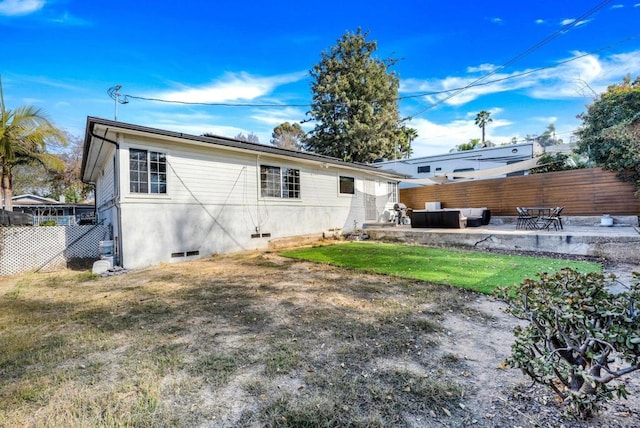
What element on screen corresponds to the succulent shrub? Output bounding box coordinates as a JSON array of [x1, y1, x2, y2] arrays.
[[497, 268, 640, 418]]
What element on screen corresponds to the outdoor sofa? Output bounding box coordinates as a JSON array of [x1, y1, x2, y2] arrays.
[[410, 205, 490, 229]]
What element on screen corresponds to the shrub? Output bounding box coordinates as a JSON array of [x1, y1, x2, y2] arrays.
[[39, 220, 57, 226], [497, 268, 640, 418]]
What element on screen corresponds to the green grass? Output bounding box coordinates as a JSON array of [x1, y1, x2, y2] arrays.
[[280, 242, 601, 294]]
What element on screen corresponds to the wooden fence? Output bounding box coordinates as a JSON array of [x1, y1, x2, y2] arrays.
[[399, 167, 640, 216]]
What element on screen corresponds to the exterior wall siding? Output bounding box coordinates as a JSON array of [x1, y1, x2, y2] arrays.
[[115, 138, 397, 269]]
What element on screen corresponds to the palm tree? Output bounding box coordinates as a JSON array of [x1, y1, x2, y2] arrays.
[[475, 110, 493, 146], [1, 77, 66, 211]]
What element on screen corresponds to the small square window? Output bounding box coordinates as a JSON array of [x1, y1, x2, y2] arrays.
[[339, 176, 355, 194]]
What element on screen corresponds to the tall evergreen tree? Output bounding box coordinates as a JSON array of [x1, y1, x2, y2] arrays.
[[305, 29, 414, 163]]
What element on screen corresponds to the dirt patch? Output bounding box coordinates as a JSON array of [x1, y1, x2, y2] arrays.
[[1, 249, 638, 427]]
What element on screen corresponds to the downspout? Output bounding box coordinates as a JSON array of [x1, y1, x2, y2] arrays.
[[89, 128, 124, 267]]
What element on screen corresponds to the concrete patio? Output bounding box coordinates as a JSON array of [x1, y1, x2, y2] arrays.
[[364, 216, 640, 264]]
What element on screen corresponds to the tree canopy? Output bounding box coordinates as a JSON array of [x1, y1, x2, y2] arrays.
[[305, 29, 415, 163], [474, 110, 492, 146], [1, 77, 66, 210], [575, 76, 640, 196], [271, 122, 306, 150]]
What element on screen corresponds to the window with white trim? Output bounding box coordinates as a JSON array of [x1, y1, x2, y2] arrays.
[[260, 165, 300, 198], [129, 149, 167, 194], [387, 181, 398, 203], [339, 176, 355, 195]]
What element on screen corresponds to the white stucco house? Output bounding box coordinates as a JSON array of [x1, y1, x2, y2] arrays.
[[81, 117, 406, 269]]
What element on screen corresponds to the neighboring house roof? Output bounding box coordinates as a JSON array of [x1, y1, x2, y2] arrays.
[[12, 194, 94, 208], [12, 194, 61, 205], [81, 117, 408, 183], [374, 141, 535, 166]]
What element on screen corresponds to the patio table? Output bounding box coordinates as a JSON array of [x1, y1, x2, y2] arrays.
[[522, 207, 553, 217]]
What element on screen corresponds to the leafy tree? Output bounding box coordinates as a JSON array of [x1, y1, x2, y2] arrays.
[[497, 269, 640, 418], [575, 76, 640, 196], [47, 133, 93, 202], [454, 138, 481, 152], [0, 77, 66, 211], [234, 132, 260, 144], [398, 126, 417, 158], [305, 28, 415, 163], [529, 152, 584, 174], [271, 122, 306, 150], [537, 123, 563, 147], [474, 110, 493, 146]]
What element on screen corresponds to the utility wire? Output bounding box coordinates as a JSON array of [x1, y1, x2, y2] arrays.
[[120, 30, 637, 111], [118, 3, 625, 114], [399, 33, 640, 101], [407, 0, 614, 119]]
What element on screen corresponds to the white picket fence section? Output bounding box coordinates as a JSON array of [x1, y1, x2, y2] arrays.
[[0, 225, 110, 275]]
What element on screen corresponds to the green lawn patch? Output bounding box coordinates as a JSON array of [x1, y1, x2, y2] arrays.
[[280, 242, 601, 294]]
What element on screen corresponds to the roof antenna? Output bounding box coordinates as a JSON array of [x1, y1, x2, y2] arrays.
[[107, 85, 129, 121]]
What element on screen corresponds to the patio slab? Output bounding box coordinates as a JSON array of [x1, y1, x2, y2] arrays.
[[363, 217, 640, 264]]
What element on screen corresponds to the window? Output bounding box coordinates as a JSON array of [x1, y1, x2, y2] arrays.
[[387, 182, 398, 203], [417, 165, 431, 173], [130, 149, 167, 194], [260, 165, 300, 198], [339, 176, 355, 195]]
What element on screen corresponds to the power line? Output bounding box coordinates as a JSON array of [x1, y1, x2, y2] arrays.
[[122, 94, 309, 108], [398, 33, 640, 101], [116, 4, 628, 114], [407, 0, 614, 119]]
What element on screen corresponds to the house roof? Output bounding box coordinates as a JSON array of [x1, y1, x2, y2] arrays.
[[12, 194, 60, 205], [81, 117, 407, 183], [12, 194, 94, 207]]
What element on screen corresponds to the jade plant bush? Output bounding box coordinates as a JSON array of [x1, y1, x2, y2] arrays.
[[497, 268, 640, 418]]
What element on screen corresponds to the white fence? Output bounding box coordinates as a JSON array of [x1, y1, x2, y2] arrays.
[[0, 225, 110, 275]]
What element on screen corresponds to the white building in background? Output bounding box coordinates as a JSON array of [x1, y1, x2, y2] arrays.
[[374, 142, 537, 187], [81, 117, 405, 269]]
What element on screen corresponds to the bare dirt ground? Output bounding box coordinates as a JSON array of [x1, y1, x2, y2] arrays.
[[1, 248, 638, 427]]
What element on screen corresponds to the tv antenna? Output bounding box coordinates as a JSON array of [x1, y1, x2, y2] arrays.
[[107, 85, 129, 121]]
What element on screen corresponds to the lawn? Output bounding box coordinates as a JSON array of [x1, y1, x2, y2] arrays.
[[2, 249, 626, 427], [280, 242, 602, 294]]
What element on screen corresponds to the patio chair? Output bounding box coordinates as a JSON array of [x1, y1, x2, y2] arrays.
[[540, 206, 564, 230], [516, 207, 537, 230]]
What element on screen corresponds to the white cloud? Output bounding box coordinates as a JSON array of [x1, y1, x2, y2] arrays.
[[151, 71, 306, 103], [535, 19, 545, 24], [407, 115, 513, 157], [49, 11, 89, 26], [489, 17, 503, 24], [250, 107, 308, 127], [400, 49, 640, 107], [611, 4, 624, 8], [0, 0, 44, 16], [466, 64, 495, 73], [561, 18, 591, 27], [534, 116, 558, 124]]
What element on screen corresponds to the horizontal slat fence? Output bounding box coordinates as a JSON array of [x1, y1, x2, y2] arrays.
[[400, 167, 640, 216]]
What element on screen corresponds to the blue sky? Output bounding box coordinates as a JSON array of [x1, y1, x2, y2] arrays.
[[2, 0, 640, 157]]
